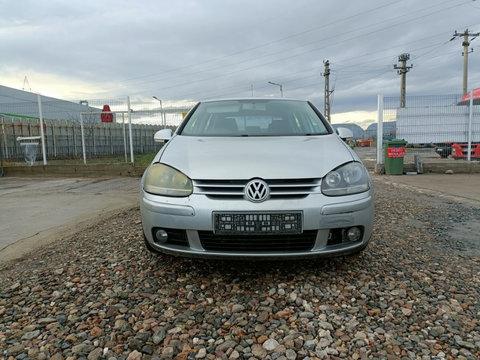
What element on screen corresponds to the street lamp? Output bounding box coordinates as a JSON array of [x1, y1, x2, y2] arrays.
[[153, 96, 166, 127], [268, 81, 283, 97]]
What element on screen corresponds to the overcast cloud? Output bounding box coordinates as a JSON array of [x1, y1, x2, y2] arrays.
[[1, 0, 480, 119]]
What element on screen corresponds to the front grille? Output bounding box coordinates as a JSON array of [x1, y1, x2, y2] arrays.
[[198, 231, 317, 252], [193, 178, 321, 199]]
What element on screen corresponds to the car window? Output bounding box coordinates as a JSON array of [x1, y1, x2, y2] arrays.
[[180, 100, 330, 136]]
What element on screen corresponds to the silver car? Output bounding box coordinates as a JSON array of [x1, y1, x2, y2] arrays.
[[140, 99, 374, 259]]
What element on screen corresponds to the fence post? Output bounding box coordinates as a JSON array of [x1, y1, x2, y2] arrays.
[[467, 89, 473, 162], [127, 96, 134, 164], [122, 113, 127, 163], [93, 125, 97, 156], [1, 117, 8, 159], [73, 123, 77, 157], [51, 123, 57, 158], [80, 113, 87, 165], [110, 126, 113, 155], [12, 121, 17, 158], [1, 121, 5, 160], [376, 95, 384, 166], [64, 124, 68, 157], [37, 94, 47, 165]]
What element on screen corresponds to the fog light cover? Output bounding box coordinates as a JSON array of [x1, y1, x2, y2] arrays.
[[154, 229, 169, 243], [346, 226, 362, 242]]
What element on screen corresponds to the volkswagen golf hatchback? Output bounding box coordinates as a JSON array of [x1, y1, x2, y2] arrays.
[[140, 99, 374, 259]]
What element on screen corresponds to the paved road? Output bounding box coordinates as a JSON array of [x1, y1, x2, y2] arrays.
[[374, 173, 480, 205], [0, 177, 139, 263]]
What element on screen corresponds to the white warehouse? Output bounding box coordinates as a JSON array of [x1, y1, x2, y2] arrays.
[[0, 84, 99, 121]]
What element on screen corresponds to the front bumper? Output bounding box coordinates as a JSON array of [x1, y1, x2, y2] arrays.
[[140, 190, 374, 259]]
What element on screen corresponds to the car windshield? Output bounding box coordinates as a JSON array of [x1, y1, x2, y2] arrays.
[[179, 99, 331, 137]]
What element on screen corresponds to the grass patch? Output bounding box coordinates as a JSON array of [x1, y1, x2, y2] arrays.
[[81, 153, 156, 167], [2, 152, 157, 168]]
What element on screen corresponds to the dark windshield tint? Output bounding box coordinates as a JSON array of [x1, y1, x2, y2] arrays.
[[180, 99, 330, 136]]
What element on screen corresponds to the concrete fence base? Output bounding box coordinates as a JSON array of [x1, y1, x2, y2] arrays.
[[372, 160, 480, 174], [2, 163, 146, 178]]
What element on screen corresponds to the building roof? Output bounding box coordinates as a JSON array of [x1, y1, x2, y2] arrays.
[[0, 85, 98, 121]]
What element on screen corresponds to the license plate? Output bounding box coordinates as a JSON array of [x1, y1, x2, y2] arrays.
[[213, 211, 303, 234]]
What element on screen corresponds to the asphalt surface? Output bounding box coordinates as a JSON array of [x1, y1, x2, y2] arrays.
[[377, 173, 480, 206], [0, 177, 139, 264], [0, 173, 479, 264]]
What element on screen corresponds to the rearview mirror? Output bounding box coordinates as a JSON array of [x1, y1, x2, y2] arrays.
[[336, 127, 353, 140], [154, 128, 172, 142]]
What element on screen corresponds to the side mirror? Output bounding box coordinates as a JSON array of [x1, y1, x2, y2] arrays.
[[154, 128, 173, 143], [336, 127, 353, 140]]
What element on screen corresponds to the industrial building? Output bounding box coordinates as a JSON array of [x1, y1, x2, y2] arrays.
[[0, 84, 98, 121]]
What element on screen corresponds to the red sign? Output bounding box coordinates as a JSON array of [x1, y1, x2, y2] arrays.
[[458, 87, 480, 105], [387, 147, 405, 158], [101, 105, 113, 123]]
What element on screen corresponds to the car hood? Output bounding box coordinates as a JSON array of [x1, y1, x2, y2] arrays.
[[158, 135, 356, 180]]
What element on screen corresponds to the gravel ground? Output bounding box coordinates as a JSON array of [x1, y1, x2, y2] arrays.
[[1, 177, 479, 360]]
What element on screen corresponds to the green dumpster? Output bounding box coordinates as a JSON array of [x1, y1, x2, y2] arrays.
[[383, 139, 407, 175]]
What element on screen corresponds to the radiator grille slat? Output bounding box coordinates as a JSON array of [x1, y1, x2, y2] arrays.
[[198, 231, 317, 252], [194, 178, 321, 199]]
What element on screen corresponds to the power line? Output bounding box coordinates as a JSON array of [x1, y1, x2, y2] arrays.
[[119, 0, 469, 94], [117, 0, 402, 85], [65, 0, 474, 104]]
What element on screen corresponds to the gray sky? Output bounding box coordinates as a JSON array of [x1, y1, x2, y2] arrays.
[[1, 0, 480, 121]]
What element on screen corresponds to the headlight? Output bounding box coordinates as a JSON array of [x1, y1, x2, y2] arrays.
[[144, 163, 193, 197], [322, 162, 370, 196]]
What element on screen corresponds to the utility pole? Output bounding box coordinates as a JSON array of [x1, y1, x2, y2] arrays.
[[322, 60, 332, 122], [23, 76, 31, 92], [451, 29, 479, 96], [394, 53, 413, 108]]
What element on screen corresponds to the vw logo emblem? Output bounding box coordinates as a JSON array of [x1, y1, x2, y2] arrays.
[[245, 179, 270, 203]]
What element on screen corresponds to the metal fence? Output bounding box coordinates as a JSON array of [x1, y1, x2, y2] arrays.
[[0, 96, 195, 165], [0, 114, 169, 163], [377, 93, 480, 165]]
